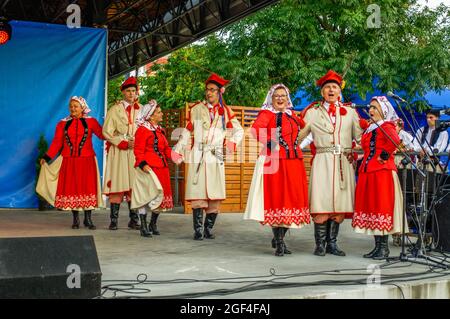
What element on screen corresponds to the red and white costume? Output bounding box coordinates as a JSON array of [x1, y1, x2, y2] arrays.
[[244, 84, 310, 228], [40, 97, 104, 211], [352, 96, 405, 235], [133, 101, 180, 210], [173, 74, 244, 213]]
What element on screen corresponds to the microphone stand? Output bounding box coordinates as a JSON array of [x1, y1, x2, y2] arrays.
[[360, 109, 447, 269], [390, 98, 447, 251]]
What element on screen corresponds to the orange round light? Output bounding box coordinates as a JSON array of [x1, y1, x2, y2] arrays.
[[0, 30, 9, 45]]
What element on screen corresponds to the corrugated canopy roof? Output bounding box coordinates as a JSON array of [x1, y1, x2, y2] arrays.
[[1, 0, 277, 78]]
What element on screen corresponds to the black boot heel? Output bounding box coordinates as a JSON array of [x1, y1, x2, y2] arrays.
[[83, 210, 96, 230], [71, 211, 80, 229], [139, 214, 152, 238]]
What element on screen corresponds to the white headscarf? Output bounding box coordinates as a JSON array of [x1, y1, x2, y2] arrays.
[[261, 84, 294, 115], [63, 96, 91, 120], [136, 99, 158, 129], [366, 95, 399, 133], [70, 96, 91, 115]]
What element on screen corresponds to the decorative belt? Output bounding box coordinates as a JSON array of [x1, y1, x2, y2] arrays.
[[197, 143, 222, 152], [315, 145, 352, 155]]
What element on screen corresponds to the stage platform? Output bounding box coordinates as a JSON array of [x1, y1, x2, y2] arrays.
[[0, 208, 449, 299]]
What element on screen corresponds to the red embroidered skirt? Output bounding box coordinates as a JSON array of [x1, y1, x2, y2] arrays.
[[55, 157, 98, 209], [262, 158, 310, 226], [152, 166, 174, 209], [352, 169, 395, 231]]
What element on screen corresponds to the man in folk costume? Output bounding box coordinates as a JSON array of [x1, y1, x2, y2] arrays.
[[300, 70, 369, 256], [413, 109, 449, 170], [412, 109, 449, 214], [102, 76, 142, 230], [174, 73, 244, 240]]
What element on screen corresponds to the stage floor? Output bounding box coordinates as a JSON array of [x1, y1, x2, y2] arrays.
[[1, 208, 449, 299]]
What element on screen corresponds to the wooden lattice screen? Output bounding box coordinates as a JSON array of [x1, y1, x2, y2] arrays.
[[161, 104, 312, 213]]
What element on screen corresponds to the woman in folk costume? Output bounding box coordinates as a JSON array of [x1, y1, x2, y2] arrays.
[[38, 96, 104, 229], [132, 100, 182, 237], [244, 84, 310, 256], [103, 76, 142, 230], [352, 96, 405, 259], [300, 70, 368, 257], [174, 73, 244, 240]]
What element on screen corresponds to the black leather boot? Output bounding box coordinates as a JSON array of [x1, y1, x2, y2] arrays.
[[272, 227, 284, 256], [71, 211, 80, 229], [272, 228, 290, 251], [325, 220, 346, 256], [127, 202, 140, 230], [364, 236, 381, 258], [139, 214, 152, 238], [373, 235, 390, 260], [193, 208, 203, 240], [281, 227, 292, 254], [149, 212, 160, 235], [204, 213, 218, 239], [313, 222, 327, 256], [83, 210, 96, 230], [109, 203, 120, 230]]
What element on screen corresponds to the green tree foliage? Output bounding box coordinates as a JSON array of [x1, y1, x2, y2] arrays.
[[107, 75, 125, 109], [140, 47, 211, 109], [35, 134, 48, 187], [123, 0, 449, 110]]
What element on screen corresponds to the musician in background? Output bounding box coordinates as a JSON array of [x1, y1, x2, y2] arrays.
[[395, 119, 415, 152], [412, 110, 448, 236], [413, 109, 449, 169]]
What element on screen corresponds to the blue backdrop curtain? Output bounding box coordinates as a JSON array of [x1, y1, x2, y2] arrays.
[[0, 21, 107, 208]]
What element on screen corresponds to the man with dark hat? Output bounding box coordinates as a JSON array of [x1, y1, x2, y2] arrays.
[[300, 70, 368, 257], [102, 76, 142, 230], [174, 73, 244, 240]]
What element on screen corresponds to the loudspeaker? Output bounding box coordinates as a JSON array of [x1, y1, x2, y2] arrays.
[[0, 235, 102, 299], [433, 176, 450, 253]]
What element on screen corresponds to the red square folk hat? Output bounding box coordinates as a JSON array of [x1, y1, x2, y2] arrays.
[[205, 73, 229, 88], [316, 70, 343, 88], [120, 76, 138, 91]]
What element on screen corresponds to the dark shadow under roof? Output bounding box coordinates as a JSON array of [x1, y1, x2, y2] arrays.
[[1, 0, 278, 78]]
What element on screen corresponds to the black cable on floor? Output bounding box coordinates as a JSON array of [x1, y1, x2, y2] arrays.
[[97, 263, 450, 299]]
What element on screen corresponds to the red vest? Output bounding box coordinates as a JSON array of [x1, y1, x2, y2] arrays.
[[134, 125, 174, 168], [46, 117, 104, 159], [251, 110, 305, 159], [359, 121, 400, 173]]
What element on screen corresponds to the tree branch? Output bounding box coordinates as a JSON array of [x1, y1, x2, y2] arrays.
[[315, 15, 334, 32]]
